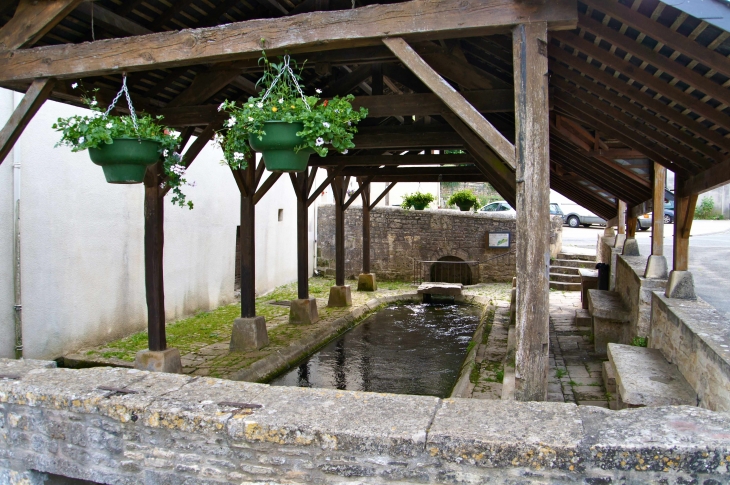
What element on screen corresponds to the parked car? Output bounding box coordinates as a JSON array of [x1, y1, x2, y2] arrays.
[[550, 202, 565, 222], [562, 207, 606, 228], [479, 201, 516, 215], [636, 203, 675, 229]]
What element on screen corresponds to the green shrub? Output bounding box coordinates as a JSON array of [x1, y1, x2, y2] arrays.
[[631, 336, 648, 347], [694, 196, 716, 220], [401, 191, 435, 210], [447, 189, 478, 211]]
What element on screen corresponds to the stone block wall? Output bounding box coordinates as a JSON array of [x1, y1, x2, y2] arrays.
[[650, 292, 730, 412], [439, 182, 499, 205], [549, 215, 563, 259], [597, 236, 623, 290], [3, 359, 730, 484], [317, 205, 522, 282], [615, 255, 667, 339]]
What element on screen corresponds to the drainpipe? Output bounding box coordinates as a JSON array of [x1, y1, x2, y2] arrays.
[[12, 91, 22, 358]]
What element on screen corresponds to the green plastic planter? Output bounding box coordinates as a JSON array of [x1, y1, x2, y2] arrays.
[[457, 203, 473, 212], [88, 138, 161, 184], [249, 121, 313, 173], [412, 202, 429, 210]]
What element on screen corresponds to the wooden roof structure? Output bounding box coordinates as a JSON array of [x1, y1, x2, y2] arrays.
[[0, 0, 728, 219]]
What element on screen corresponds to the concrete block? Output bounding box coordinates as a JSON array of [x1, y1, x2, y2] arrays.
[[578, 268, 598, 309], [621, 238, 640, 256], [356, 273, 377, 291], [134, 348, 182, 373], [230, 316, 268, 351], [602, 360, 616, 395], [587, 290, 630, 356], [289, 298, 319, 325], [604, 226, 615, 237], [613, 233, 626, 249], [644, 255, 668, 279], [665, 270, 696, 299], [327, 285, 352, 307], [575, 309, 592, 327]]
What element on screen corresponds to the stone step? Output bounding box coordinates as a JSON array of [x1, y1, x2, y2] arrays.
[[549, 273, 581, 283], [549, 265, 580, 275], [575, 308, 592, 326], [550, 281, 582, 291], [552, 259, 596, 269], [557, 252, 596, 262], [602, 360, 616, 395]]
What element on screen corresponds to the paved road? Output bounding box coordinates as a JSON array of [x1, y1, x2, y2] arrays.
[[561, 221, 730, 319]]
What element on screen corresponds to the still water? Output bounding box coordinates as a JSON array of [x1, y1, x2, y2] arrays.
[[269, 303, 481, 398]]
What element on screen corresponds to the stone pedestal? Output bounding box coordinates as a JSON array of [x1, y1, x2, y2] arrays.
[[578, 268, 598, 310], [289, 298, 319, 325], [357, 273, 377, 291], [327, 285, 352, 307], [230, 316, 268, 351], [134, 348, 182, 373], [604, 227, 616, 237], [644, 255, 668, 279], [622, 238, 640, 256], [665, 270, 696, 299], [614, 233, 626, 249]]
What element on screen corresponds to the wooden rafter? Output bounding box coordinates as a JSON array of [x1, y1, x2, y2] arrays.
[[0, 0, 83, 50], [0, 78, 55, 166]]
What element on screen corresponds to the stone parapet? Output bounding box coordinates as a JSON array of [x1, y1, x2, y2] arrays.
[[2, 359, 730, 484], [615, 255, 667, 339], [651, 292, 730, 412]]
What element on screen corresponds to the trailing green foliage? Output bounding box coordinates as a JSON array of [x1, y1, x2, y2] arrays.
[[218, 53, 367, 166], [401, 191, 436, 210], [447, 189, 478, 211], [52, 86, 192, 208], [631, 336, 648, 347]]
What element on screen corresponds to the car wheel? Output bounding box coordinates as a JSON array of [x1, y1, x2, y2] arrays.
[[567, 216, 580, 228], [663, 214, 673, 224]]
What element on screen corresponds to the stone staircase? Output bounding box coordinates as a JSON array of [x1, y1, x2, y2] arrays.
[[550, 251, 596, 291]]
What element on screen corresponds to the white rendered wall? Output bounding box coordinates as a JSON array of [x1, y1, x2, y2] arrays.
[[0, 90, 15, 358], [0, 91, 300, 359], [388, 182, 440, 208]]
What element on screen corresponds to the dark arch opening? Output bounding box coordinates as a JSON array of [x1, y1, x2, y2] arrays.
[[430, 256, 472, 285]]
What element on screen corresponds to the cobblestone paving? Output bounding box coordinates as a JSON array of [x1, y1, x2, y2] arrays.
[[549, 291, 610, 408]]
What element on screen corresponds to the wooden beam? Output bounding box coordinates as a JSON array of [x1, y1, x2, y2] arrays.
[[143, 163, 166, 351], [0, 0, 82, 50], [237, 156, 257, 318], [0, 0, 577, 83], [340, 166, 481, 178], [578, 12, 730, 108], [617, 200, 627, 235], [673, 177, 698, 272], [360, 179, 371, 274], [331, 176, 346, 286], [384, 37, 516, 169], [0, 78, 55, 166], [513, 21, 550, 402], [549, 38, 730, 154], [652, 163, 666, 257], [292, 171, 310, 299], [73, 3, 152, 37], [343, 176, 373, 210], [166, 63, 246, 108], [307, 166, 342, 206], [253, 172, 283, 204], [311, 153, 474, 167], [553, 31, 730, 132], [587, 149, 647, 160], [161, 121, 221, 196], [681, 157, 730, 196], [369, 182, 396, 210]]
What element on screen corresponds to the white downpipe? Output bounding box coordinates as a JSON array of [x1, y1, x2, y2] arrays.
[[12, 91, 22, 358]]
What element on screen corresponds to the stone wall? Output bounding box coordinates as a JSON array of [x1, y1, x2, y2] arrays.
[[650, 292, 730, 412], [550, 215, 563, 259], [439, 182, 499, 205], [597, 236, 623, 290], [317, 205, 520, 282], [2, 359, 730, 484], [615, 255, 667, 339]]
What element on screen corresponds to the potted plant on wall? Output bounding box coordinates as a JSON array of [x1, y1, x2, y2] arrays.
[[401, 191, 436, 210], [218, 53, 368, 173], [53, 79, 194, 208], [447, 189, 478, 212]]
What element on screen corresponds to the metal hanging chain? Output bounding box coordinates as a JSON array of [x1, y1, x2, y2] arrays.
[[104, 74, 140, 134], [260, 55, 311, 111]]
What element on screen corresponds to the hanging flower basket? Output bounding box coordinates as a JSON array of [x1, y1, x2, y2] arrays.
[[447, 189, 478, 212], [401, 191, 436, 211], [53, 78, 195, 208], [248, 121, 314, 172], [218, 53, 368, 173], [88, 137, 162, 184]]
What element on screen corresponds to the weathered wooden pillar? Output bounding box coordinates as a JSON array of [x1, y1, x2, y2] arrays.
[[513, 21, 550, 401], [645, 163, 668, 278], [328, 175, 352, 307], [666, 176, 698, 298], [290, 171, 320, 322], [615, 199, 627, 248], [622, 209, 640, 256], [358, 180, 378, 291]]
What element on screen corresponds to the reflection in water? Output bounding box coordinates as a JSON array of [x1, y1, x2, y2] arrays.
[[269, 303, 480, 398]]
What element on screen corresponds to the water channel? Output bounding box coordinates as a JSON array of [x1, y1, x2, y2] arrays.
[[269, 302, 481, 397]]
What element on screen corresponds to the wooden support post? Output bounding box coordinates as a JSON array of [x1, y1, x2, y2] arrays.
[[239, 159, 257, 319], [626, 217, 637, 238], [361, 180, 371, 274], [673, 181, 698, 273], [292, 172, 310, 300], [513, 22, 550, 402], [332, 176, 346, 287], [652, 164, 666, 257], [617, 200, 627, 234], [0, 78, 55, 166], [144, 164, 166, 351]]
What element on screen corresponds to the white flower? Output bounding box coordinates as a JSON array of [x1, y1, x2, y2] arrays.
[[278, 98, 284, 104], [78, 136, 85, 144], [171, 164, 186, 176], [163, 149, 169, 157], [248, 117, 254, 122], [90, 100, 97, 106], [256, 102, 263, 109], [248, 104, 254, 108], [105, 122, 113, 129], [322, 122, 330, 128], [316, 88, 322, 94], [347, 121, 351, 126], [335, 109, 339, 113], [71, 83, 78, 89], [227, 117, 237, 128], [342, 149, 348, 154], [159, 183, 165, 189], [315, 137, 324, 146], [218, 102, 225, 112], [214, 133, 224, 146], [233, 152, 245, 161], [68, 118, 76, 127]]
